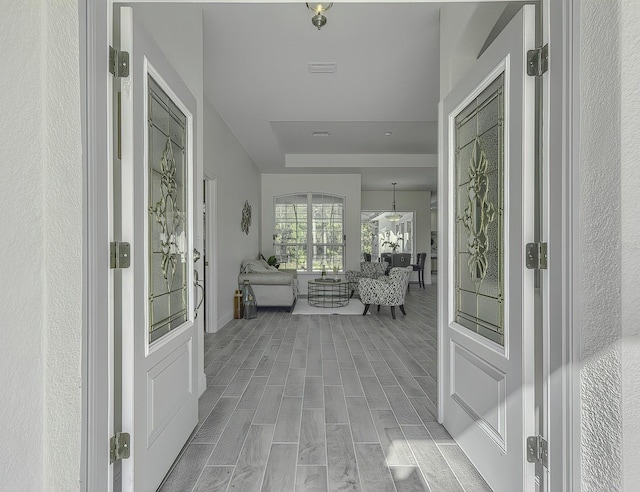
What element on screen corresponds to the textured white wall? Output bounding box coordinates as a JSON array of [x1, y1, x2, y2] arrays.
[[580, 0, 623, 490], [621, 0, 640, 489], [205, 99, 261, 326], [44, 0, 83, 488], [0, 2, 45, 489], [1, 0, 83, 489]]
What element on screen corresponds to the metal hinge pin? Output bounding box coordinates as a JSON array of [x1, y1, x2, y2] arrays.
[[110, 432, 130, 463], [526, 242, 548, 270], [109, 46, 130, 78], [527, 44, 549, 77]]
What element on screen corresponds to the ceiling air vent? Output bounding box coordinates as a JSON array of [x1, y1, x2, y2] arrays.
[[308, 62, 337, 74]]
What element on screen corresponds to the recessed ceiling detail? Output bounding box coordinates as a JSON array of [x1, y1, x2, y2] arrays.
[[285, 154, 437, 168], [272, 121, 437, 155], [308, 62, 338, 74], [202, 3, 441, 190]]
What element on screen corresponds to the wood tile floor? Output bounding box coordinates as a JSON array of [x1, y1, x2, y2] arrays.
[[158, 279, 491, 492]]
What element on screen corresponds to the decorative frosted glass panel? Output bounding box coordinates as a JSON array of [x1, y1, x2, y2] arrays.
[[454, 73, 504, 346], [148, 75, 189, 345]]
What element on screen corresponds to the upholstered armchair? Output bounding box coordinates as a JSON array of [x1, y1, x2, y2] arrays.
[[345, 261, 388, 298], [359, 266, 412, 319]]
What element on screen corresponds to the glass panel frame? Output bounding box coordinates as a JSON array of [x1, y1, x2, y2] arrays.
[[147, 74, 191, 346], [453, 72, 505, 346]]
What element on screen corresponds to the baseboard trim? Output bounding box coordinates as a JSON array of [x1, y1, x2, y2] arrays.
[[198, 373, 207, 397], [217, 311, 233, 332]]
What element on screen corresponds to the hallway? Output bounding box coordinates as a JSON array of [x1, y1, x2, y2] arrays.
[[159, 280, 491, 491]]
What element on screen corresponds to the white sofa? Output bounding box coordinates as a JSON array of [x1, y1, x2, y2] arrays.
[[238, 259, 298, 312]]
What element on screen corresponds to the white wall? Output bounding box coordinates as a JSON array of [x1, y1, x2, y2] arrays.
[[439, 3, 506, 99], [621, 0, 640, 489], [362, 190, 432, 284], [261, 174, 361, 294], [579, 0, 624, 490], [1, 3, 45, 489], [1, 0, 83, 489], [205, 99, 261, 326], [44, 1, 83, 487]]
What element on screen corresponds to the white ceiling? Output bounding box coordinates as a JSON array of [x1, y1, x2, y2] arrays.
[[202, 3, 444, 191]]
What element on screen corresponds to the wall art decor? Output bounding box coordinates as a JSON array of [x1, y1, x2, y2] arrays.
[[241, 200, 252, 234]]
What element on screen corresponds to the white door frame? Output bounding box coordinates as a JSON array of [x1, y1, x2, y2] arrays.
[[80, 1, 580, 491], [204, 175, 219, 333], [81, 0, 113, 489]]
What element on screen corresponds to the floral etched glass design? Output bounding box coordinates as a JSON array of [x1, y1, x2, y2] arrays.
[[148, 75, 188, 344], [454, 74, 504, 345]]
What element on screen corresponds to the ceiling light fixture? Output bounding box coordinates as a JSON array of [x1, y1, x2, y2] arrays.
[[306, 3, 333, 30], [386, 183, 402, 222], [312, 131, 330, 137], [384, 132, 393, 136]]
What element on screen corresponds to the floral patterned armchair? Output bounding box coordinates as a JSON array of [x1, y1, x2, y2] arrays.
[[359, 267, 412, 319], [345, 261, 388, 298]]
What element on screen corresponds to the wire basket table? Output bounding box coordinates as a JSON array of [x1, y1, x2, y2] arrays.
[[307, 279, 350, 308]]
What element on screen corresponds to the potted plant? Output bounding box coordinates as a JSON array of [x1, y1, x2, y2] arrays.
[[267, 255, 280, 269], [381, 237, 404, 252]]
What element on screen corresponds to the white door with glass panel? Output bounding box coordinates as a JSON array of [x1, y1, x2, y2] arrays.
[[440, 6, 536, 492], [117, 6, 198, 491]]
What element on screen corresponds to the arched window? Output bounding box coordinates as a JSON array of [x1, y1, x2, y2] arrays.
[[274, 193, 345, 272]]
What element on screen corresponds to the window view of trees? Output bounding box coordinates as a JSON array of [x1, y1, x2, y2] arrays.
[[361, 220, 375, 256], [274, 193, 345, 272]]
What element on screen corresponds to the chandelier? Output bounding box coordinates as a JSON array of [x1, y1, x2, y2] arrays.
[[306, 3, 333, 30], [386, 183, 402, 222]]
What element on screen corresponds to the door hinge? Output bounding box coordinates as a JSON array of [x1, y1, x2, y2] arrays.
[[527, 44, 548, 77], [526, 242, 547, 270], [527, 44, 549, 77], [109, 46, 130, 78], [110, 241, 131, 269], [527, 435, 548, 468], [110, 432, 130, 463]]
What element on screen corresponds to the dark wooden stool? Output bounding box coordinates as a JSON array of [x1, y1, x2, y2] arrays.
[[410, 252, 427, 289]]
